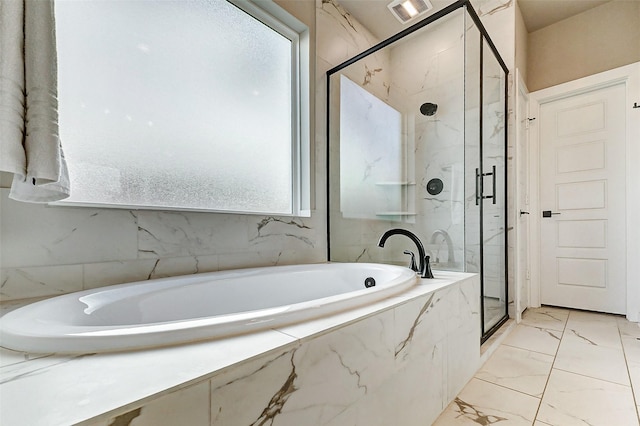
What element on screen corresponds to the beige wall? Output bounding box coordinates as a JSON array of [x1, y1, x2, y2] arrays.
[[274, 0, 315, 28], [527, 0, 640, 91], [515, 1, 528, 83]]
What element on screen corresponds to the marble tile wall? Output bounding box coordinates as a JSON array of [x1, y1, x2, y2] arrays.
[[389, 11, 467, 269], [84, 274, 481, 426], [325, 2, 470, 267], [321, 0, 402, 265], [326, 0, 516, 291], [0, 189, 327, 300]]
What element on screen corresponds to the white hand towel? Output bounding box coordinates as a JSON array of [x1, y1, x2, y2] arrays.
[[0, 0, 70, 203], [0, 0, 27, 176]]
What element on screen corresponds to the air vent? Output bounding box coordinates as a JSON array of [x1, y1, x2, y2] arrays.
[[387, 0, 433, 24]]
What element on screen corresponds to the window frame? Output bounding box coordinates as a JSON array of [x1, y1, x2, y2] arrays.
[[53, 0, 310, 217]]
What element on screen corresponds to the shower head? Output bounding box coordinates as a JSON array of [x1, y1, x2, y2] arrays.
[[420, 102, 438, 116]]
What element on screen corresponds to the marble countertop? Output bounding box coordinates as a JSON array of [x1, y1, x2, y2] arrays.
[[0, 271, 475, 426]]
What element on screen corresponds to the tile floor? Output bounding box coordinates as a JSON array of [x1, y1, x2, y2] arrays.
[[434, 306, 640, 425]]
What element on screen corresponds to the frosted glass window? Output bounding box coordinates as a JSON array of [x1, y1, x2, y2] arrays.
[[339, 76, 403, 219], [55, 0, 300, 214]]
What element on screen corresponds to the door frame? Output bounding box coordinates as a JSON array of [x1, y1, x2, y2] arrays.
[[528, 62, 640, 320], [514, 68, 529, 323]]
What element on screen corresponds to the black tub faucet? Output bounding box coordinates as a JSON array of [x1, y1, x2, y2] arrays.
[[378, 228, 434, 279]]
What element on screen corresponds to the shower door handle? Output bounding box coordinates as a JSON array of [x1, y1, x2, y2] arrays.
[[489, 165, 496, 205], [477, 165, 497, 205], [475, 168, 480, 205]]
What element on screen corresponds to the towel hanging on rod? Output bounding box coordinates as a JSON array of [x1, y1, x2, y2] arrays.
[[0, 0, 70, 203]]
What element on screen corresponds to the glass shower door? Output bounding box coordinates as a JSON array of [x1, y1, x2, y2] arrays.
[[480, 40, 507, 335]]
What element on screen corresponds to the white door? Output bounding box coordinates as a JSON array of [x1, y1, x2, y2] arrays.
[[515, 70, 530, 322], [539, 82, 626, 314]]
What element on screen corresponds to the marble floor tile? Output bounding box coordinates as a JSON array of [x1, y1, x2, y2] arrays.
[[554, 333, 630, 385], [502, 323, 562, 356], [564, 311, 622, 349], [433, 378, 540, 426], [618, 318, 640, 339], [537, 369, 638, 426], [621, 334, 640, 363], [626, 360, 640, 402], [619, 319, 640, 363], [449, 309, 640, 426], [563, 323, 622, 350], [568, 309, 620, 324], [475, 345, 553, 398], [521, 306, 569, 331]]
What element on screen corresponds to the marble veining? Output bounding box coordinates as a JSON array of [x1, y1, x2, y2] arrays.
[[354, 248, 370, 262], [109, 408, 141, 426], [330, 347, 368, 393], [476, 0, 513, 17], [569, 329, 598, 346], [362, 65, 383, 86], [322, 0, 358, 34], [453, 397, 508, 425], [0, 190, 139, 270], [250, 351, 298, 425], [0, 265, 84, 301], [0, 184, 325, 301], [251, 216, 315, 248], [395, 293, 436, 358], [256, 216, 311, 233]]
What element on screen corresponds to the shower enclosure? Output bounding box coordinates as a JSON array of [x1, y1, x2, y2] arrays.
[[326, 0, 508, 341]]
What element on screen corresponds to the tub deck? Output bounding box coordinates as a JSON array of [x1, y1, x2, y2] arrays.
[[0, 271, 479, 426]]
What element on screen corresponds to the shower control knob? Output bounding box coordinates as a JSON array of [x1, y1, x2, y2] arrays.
[[426, 178, 443, 195]]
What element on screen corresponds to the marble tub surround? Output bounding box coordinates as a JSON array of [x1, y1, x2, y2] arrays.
[[0, 189, 327, 301], [434, 306, 640, 425], [0, 272, 479, 426]]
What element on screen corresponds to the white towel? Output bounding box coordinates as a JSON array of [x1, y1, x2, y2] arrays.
[[0, 0, 26, 176], [0, 0, 70, 203]]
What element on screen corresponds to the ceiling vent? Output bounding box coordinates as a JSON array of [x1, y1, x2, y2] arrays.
[[387, 0, 433, 24]]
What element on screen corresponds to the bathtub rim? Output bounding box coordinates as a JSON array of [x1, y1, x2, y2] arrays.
[[0, 262, 418, 354]]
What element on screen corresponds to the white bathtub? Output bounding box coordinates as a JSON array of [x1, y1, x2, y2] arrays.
[[0, 263, 416, 354]]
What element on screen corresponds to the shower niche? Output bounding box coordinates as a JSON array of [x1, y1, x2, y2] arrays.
[[327, 0, 508, 342]]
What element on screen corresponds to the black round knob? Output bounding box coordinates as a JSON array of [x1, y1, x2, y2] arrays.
[[427, 178, 444, 195]]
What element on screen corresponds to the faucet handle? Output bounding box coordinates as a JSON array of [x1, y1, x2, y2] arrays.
[[421, 255, 434, 279], [403, 250, 418, 272]]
